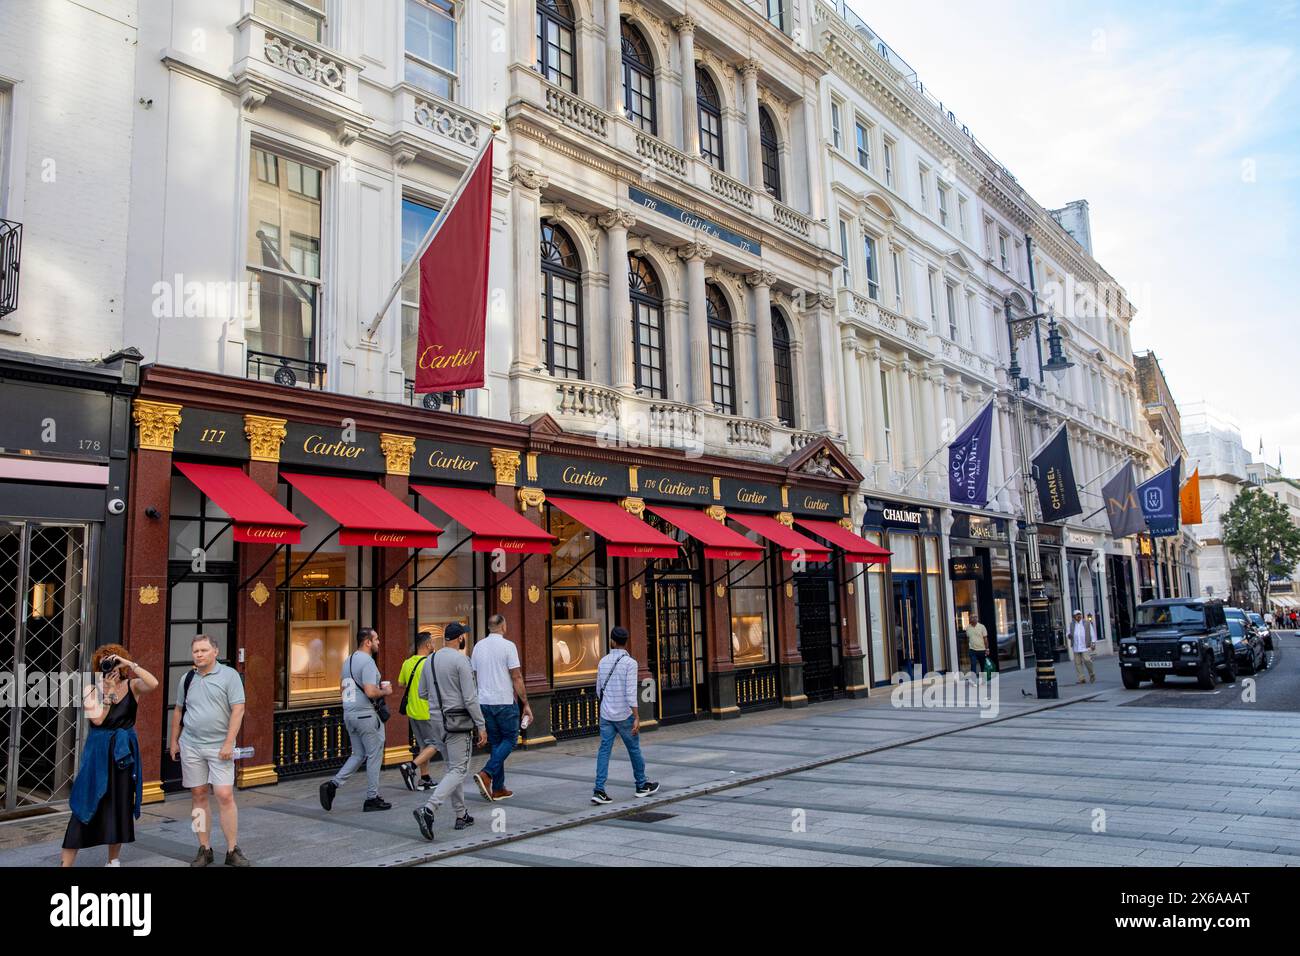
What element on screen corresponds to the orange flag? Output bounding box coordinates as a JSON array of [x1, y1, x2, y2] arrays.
[[1180, 467, 1203, 524]]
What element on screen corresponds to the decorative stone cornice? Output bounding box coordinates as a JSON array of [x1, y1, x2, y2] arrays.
[[133, 400, 183, 453], [380, 433, 417, 476], [508, 164, 549, 192], [677, 241, 714, 263], [746, 269, 778, 289], [491, 448, 521, 486], [672, 15, 696, 35], [598, 208, 637, 231], [244, 414, 287, 463]]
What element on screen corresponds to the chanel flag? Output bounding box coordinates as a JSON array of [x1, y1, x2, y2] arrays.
[[948, 399, 995, 508], [1032, 425, 1082, 523]]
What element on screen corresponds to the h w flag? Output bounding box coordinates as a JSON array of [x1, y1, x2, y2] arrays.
[[407, 138, 494, 393], [1139, 457, 1182, 537], [1032, 425, 1082, 523], [948, 400, 995, 508]]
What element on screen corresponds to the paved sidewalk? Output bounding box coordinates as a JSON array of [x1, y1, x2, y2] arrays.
[[0, 658, 1109, 867]]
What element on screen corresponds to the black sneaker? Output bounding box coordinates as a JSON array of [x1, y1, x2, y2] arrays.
[[413, 807, 435, 841], [399, 761, 417, 792], [591, 790, 612, 805], [224, 846, 251, 867], [419, 776, 435, 791], [454, 814, 475, 831], [363, 796, 392, 812], [190, 846, 214, 867], [635, 782, 660, 798], [319, 780, 337, 812]]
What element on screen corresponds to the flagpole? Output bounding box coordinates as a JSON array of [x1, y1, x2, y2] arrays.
[[897, 396, 995, 495], [363, 126, 498, 341]]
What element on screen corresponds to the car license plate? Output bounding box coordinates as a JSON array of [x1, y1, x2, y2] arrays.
[[1147, 661, 1173, 669]]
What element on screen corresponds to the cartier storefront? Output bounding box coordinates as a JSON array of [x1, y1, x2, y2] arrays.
[[123, 365, 868, 801]]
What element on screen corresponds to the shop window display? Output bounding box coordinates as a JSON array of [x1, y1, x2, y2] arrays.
[[863, 530, 888, 685], [273, 486, 375, 709], [547, 508, 612, 686], [924, 537, 946, 672], [728, 531, 773, 665], [408, 504, 484, 657]]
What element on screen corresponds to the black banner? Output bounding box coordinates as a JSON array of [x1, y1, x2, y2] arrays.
[[536, 455, 630, 497], [951, 513, 1009, 543], [791, 488, 846, 518], [1, 379, 114, 461], [635, 467, 713, 505], [411, 440, 494, 485], [172, 409, 249, 461], [1032, 427, 1082, 523], [279, 422, 385, 473], [719, 478, 782, 513]]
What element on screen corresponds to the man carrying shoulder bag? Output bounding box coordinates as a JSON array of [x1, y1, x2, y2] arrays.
[[413, 623, 487, 840]]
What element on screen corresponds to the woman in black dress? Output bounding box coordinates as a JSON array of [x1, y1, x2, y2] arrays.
[[62, 643, 159, 867]]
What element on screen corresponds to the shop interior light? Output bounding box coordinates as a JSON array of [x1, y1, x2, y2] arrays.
[[30, 582, 56, 619]]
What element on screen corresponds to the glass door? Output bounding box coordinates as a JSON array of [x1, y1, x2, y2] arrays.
[[892, 577, 925, 679], [647, 576, 698, 722]]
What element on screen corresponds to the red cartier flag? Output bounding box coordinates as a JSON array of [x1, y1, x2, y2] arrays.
[[415, 140, 493, 393]]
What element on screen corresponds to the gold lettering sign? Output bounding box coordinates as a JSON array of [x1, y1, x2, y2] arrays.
[[562, 466, 608, 488], [303, 434, 365, 460], [427, 449, 481, 473], [244, 527, 290, 540], [802, 496, 831, 512], [372, 532, 408, 543], [736, 488, 769, 505], [418, 345, 482, 369]]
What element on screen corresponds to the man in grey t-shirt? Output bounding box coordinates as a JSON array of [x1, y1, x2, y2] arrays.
[[168, 634, 247, 866], [320, 628, 394, 813], [412, 622, 486, 840]]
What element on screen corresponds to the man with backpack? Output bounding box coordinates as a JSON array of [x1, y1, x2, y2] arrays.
[[398, 631, 438, 792], [320, 627, 393, 813], [412, 623, 487, 840], [168, 634, 248, 866], [591, 626, 658, 805]]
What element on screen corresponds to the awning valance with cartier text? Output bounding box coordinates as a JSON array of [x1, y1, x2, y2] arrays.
[[548, 497, 680, 559], [174, 462, 306, 545], [728, 513, 830, 563], [411, 485, 555, 555], [281, 472, 442, 549], [794, 518, 892, 565], [645, 505, 764, 562]]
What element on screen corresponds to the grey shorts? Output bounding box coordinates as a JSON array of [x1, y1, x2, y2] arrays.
[[410, 718, 439, 752]]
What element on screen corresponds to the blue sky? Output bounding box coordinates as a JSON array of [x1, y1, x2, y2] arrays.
[[850, 0, 1300, 469]]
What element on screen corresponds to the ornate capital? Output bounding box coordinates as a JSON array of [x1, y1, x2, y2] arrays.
[[746, 269, 777, 289], [776, 512, 795, 528], [379, 433, 417, 476], [244, 414, 287, 463], [839, 517, 854, 531], [741, 59, 760, 79], [133, 400, 183, 453], [508, 163, 549, 193], [677, 241, 714, 263], [598, 208, 637, 231], [672, 15, 696, 35], [621, 497, 646, 517], [517, 487, 546, 512], [706, 505, 727, 523], [491, 448, 521, 486]]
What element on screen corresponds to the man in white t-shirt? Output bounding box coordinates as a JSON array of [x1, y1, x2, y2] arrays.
[[470, 614, 532, 801]]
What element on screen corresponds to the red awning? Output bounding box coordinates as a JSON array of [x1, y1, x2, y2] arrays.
[[646, 505, 764, 561], [411, 484, 555, 555], [282, 472, 442, 548], [175, 462, 305, 545], [728, 513, 831, 562], [795, 518, 892, 565], [548, 496, 680, 559]]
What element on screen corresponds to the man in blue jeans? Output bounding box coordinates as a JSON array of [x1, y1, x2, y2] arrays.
[[591, 627, 659, 804], [470, 615, 532, 801]]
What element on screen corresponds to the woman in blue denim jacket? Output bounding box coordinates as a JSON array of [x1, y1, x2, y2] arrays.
[[61, 643, 159, 867]]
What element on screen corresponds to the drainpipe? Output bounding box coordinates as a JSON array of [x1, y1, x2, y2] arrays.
[[1025, 234, 1045, 383]]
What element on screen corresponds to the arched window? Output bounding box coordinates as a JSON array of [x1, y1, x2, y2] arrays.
[[706, 282, 735, 414], [536, 0, 576, 92], [772, 308, 795, 427], [696, 66, 724, 169], [540, 223, 584, 379], [621, 19, 657, 135], [759, 106, 781, 200], [629, 254, 665, 397]]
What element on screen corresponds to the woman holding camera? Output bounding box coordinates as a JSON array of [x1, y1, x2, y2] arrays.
[[61, 644, 159, 867]]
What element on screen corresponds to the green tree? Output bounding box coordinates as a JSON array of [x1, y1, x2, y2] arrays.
[[1221, 487, 1300, 610]]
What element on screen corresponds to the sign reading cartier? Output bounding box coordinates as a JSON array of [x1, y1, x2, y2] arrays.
[[280, 423, 384, 472], [537, 456, 631, 497]]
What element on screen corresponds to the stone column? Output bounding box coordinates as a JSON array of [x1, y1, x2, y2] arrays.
[[747, 270, 778, 421], [675, 17, 698, 155], [866, 342, 888, 478], [599, 209, 636, 390], [803, 89, 823, 218], [921, 366, 942, 485], [509, 165, 548, 372], [742, 60, 762, 189], [897, 360, 918, 472], [841, 337, 865, 461], [605, 0, 623, 114], [510, 0, 533, 67], [678, 241, 714, 407], [807, 292, 843, 435]]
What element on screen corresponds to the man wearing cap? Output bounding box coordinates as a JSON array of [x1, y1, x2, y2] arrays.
[[1069, 610, 1096, 684], [412, 623, 487, 840]]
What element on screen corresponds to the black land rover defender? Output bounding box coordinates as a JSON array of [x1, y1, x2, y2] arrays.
[[1120, 598, 1237, 690]]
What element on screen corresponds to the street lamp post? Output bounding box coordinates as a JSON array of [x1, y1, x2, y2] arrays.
[[1004, 298, 1074, 699]]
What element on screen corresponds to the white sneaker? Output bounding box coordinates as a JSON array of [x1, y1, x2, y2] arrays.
[[105, 859, 121, 867]]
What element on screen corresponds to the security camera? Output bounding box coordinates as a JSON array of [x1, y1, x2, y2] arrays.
[[107, 498, 127, 516]]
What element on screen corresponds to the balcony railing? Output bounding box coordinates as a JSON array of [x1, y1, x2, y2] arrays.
[[635, 132, 688, 179], [0, 220, 20, 317], [709, 168, 755, 211], [727, 417, 773, 449], [544, 83, 609, 139], [404, 379, 465, 413], [555, 380, 621, 422], [772, 199, 812, 238], [247, 350, 327, 390]]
